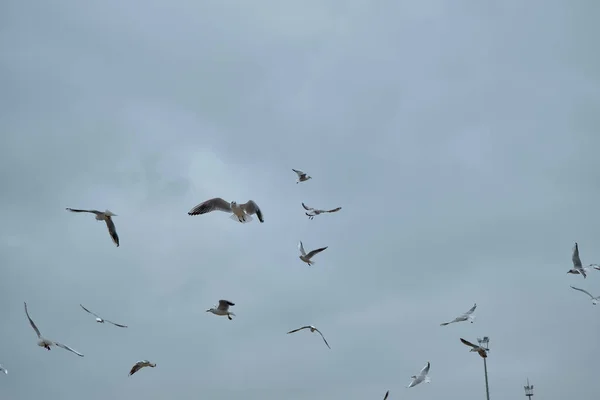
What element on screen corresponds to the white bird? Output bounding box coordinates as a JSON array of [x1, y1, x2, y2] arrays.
[[298, 241, 328, 266], [292, 169, 312, 183], [460, 338, 487, 358], [567, 242, 598, 278], [383, 390, 389, 400], [66, 208, 119, 247], [206, 300, 236, 320], [440, 303, 476, 326], [407, 361, 431, 388], [0, 364, 7, 375], [80, 304, 127, 328], [287, 325, 331, 349], [24, 302, 84, 357], [129, 360, 156, 376], [301, 202, 342, 220], [188, 198, 264, 223], [570, 286, 600, 305]]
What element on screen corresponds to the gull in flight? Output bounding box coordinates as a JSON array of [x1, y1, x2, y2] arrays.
[[188, 198, 264, 223], [80, 304, 127, 328], [567, 242, 600, 278], [287, 325, 331, 349], [407, 361, 431, 388], [292, 169, 312, 184], [570, 286, 600, 305], [0, 364, 7, 375], [440, 303, 477, 326], [206, 300, 236, 320], [24, 302, 84, 357], [460, 338, 488, 358], [129, 360, 156, 376], [65, 208, 119, 247], [301, 203, 342, 220], [298, 241, 328, 266]]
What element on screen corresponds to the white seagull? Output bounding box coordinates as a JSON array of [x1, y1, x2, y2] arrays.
[[440, 303, 477, 326], [570, 286, 600, 305], [80, 304, 128, 328], [66, 208, 119, 247], [0, 364, 7, 375], [567, 242, 599, 278], [302, 202, 342, 220], [206, 300, 236, 320], [292, 169, 312, 183], [188, 198, 264, 223], [24, 302, 84, 357], [407, 361, 431, 388], [298, 241, 328, 266], [460, 338, 487, 358], [129, 360, 156, 376], [287, 325, 331, 349]]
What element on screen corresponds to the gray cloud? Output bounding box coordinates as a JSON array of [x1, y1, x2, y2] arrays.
[[1, 0, 599, 399]]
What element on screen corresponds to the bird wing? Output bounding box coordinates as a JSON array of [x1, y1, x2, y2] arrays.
[[218, 300, 234, 310], [104, 217, 119, 247], [0, 364, 7, 375], [301, 203, 313, 211], [315, 328, 331, 349], [407, 377, 419, 388], [287, 326, 310, 334], [24, 302, 42, 338], [129, 363, 143, 376], [439, 321, 453, 326], [460, 338, 478, 349], [573, 243, 583, 267], [464, 303, 477, 316], [188, 198, 231, 216], [292, 169, 305, 177], [54, 342, 84, 357], [241, 200, 264, 223], [306, 246, 328, 259], [79, 304, 102, 319], [419, 362, 430, 377], [589, 264, 600, 271], [478, 348, 488, 358], [66, 208, 101, 215], [383, 390, 389, 400], [298, 241, 306, 256], [104, 319, 128, 328], [325, 207, 342, 213], [570, 286, 595, 299]]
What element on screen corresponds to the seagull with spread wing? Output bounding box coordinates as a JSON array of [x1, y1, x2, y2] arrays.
[[298, 241, 328, 266], [292, 169, 312, 183], [65, 208, 119, 247], [460, 338, 487, 358], [129, 360, 156, 376], [206, 300, 236, 320], [188, 198, 264, 223], [24, 302, 84, 357], [301, 203, 342, 220], [567, 242, 598, 278], [80, 304, 127, 327], [440, 303, 477, 326], [287, 325, 331, 349], [407, 361, 431, 388], [570, 286, 600, 305]]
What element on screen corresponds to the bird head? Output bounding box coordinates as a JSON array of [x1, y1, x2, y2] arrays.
[[230, 201, 237, 207], [104, 210, 117, 217], [593, 300, 598, 305], [150, 363, 157, 368], [95, 317, 103, 323], [410, 375, 417, 379]]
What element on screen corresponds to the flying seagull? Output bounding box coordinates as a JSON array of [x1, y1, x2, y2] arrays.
[[567, 242, 598, 278], [383, 390, 389, 400], [440, 303, 477, 326], [129, 360, 156, 376], [24, 302, 84, 357], [460, 338, 487, 358], [206, 300, 236, 320], [188, 198, 264, 223], [65, 208, 119, 247], [298, 241, 328, 266], [0, 364, 7, 375], [292, 169, 312, 183], [570, 286, 600, 305], [301, 203, 342, 220], [407, 361, 431, 388], [80, 304, 127, 328], [287, 325, 331, 349]]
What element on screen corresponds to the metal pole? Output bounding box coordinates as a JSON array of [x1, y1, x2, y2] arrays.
[[483, 357, 490, 400]]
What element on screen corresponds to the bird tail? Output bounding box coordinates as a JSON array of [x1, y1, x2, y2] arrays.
[[230, 213, 253, 223]]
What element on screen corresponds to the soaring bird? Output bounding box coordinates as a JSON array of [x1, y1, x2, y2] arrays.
[[460, 338, 488, 358], [206, 300, 236, 320], [440, 303, 477, 326], [80, 304, 127, 328], [298, 241, 328, 266], [65, 208, 119, 247], [287, 325, 331, 349], [129, 360, 156, 376], [301, 203, 342, 220], [188, 198, 264, 223], [292, 169, 312, 183], [570, 286, 600, 305], [567, 242, 598, 278], [24, 302, 84, 357], [407, 361, 431, 388]]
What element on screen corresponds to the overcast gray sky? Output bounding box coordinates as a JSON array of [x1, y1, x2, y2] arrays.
[[1, 1, 599, 399]]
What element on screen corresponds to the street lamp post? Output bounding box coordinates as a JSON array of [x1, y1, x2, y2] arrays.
[[524, 378, 534, 400], [477, 336, 490, 400]]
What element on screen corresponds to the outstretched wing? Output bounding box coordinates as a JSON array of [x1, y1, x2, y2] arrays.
[[301, 203, 313, 211], [298, 241, 306, 256], [419, 362, 430, 377], [66, 208, 100, 215], [325, 207, 342, 213], [218, 300, 234, 310], [241, 200, 264, 223], [129, 363, 142, 376], [292, 169, 306, 177], [460, 338, 478, 349], [188, 198, 232, 216], [383, 390, 389, 400], [306, 246, 328, 259], [54, 342, 84, 357], [104, 319, 128, 328], [570, 286, 595, 299], [573, 243, 583, 267], [315, 328, 331, 349], [79, 304, 101, 319], [105, 218, 119, 247], [287, 326, 310, 334], [464, 303, 477, 316], [24, 302, 42, 338]]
